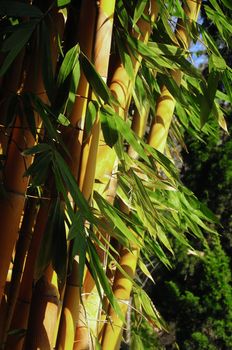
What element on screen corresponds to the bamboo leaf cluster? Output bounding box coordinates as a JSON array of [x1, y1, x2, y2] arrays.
[[0, 0, 231, 349]]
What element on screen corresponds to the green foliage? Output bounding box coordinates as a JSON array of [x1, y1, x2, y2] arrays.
[[0, 1, 231, 346], [153, 236, 232, 349]]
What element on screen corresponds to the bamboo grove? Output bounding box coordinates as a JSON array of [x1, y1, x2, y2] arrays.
[[0, 0, 231, 349]]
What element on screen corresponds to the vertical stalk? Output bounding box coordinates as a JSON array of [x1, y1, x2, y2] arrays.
[[4, 7, 66, 349], [5, 200, 51, 350], [74, 2, 116, 348], [1, 198, 38, 348], [55, 1, 97, 349], [98, 2, 160, 348], [101, 245, 139, 350], [148, 0, 201, 152]]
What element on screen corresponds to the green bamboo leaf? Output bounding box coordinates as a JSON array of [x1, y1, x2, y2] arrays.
[[52, 204, 67, 288], [66, 60, 81, 114], [57, 0, 71, 7], [200, 71, 220, 127], [99, 106, 118, 147], [57, 44, 80, 87], [156, 224, 173, 253], [115, 30, 134, 81], [32, 96, 61, 143], [87, 241, 123, 319], [71, 231, 87, 288], [80, 52, 118, 105], [144, 144, 179, 180], [85, 101, 99, 138], [24, 152, 52, 186], [110, 109, 150, 163], [160, 9, 179, 44], [209, 54, 227, 72], [148, 41, 184, 57], [94, 191, 141, 247], [158, 74, 188, 107], [138, 259, 154, 283], [0, 1, 43, 17], [58, 113, 70, 126], [201, 28, 221, 56], [0, 21, 37, 76], [54, 151, 94, 222], [133, 0, 148, 25], [222, 69, 232, 104], [35, 198, 60, 281], [68, 212, 85, 240], [221, 0, 232, 10], [131, 334, 145, 350], [139, 289, 165, 328], [146, 237, 172, 268], [22, 143, 52, 156]]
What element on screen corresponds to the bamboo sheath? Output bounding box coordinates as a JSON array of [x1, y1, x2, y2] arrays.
[[148, 0, 202, 152]]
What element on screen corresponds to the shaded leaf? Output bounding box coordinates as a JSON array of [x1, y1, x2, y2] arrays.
[[85, 101, 99, 138], [0, 21, 37, 76], [0, 1, 43, 18]]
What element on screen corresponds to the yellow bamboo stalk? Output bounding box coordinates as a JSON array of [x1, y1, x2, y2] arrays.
[[5, 200, 51, 350], [23, 266, 60, 350], [74, 2, 116, 348], [55, 2, 97, 349], [98, 2, 161, 347], [78, 0, 116, 199], [127, 102, 150, 159], [101, 245, 139, 350], [4, 8, 66, 348], [148, 0, 201, 152], [100, 3, 202, 349], [63, 0, 96, 179], [0, 198, 38, 348]]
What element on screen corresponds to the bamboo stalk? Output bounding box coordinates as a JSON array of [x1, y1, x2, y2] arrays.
[[148, 0, 201, 152], [74, 2, 117, 348], [127, 102, 150, 159], [55, 2, 97, 349], [78, 0, 116, 199], [5, 200, 51, 350], [100, 3, 202, 349], [0, 198, 38, 348], [23, 266, 60, 350], [101, 245, 139, 350], [4, 8, 66, 348], [97, 3, 160, 348]]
